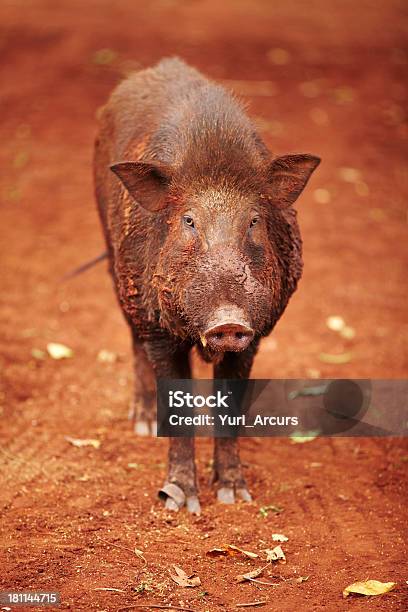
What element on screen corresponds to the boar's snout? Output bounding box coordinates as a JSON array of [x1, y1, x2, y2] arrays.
[[204, 322, 254, 352], [202, 306, 254, 352]]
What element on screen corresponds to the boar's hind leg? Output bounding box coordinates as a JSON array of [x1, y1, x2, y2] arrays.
[[129, 331, 157, 436], [144, 338, 200, 515], [213, 348, 257, 504]]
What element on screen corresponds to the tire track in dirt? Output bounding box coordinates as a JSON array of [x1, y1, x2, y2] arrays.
[[289, 441, 407, 610]]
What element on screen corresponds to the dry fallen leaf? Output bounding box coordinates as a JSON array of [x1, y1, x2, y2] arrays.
[[65, 436, 101, 449], [288, 385, 327, 399], [326, 315, 346, 331], [236, 566, 266, 583], [318, 352, 352, 365], [340, 325, 356, 340], [206, 545, 258, 559], [47, 342, 74, 359], [134, 548, 147, 564], [313, 188, 331, 204], [259, 504, 284, 518], [306, 367, 321, 379], [264, 545, 286, 563], [228, 545, 259, 559], [296, 576, 309, 583], [326, 316, 356, 340], [206, 547, 228, 557], [271, 534, 288, 542], [343, 580, 396, 598], [338, 167, 362, 184], [97, 349, 117, 363], [170, 565, 201, 588], [290, 430, 319, 444]]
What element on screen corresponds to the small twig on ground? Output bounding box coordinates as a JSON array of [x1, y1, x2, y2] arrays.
[[117, 605, 198, 612], [236, 602, 267, 608], [247, 578, 281, 586], [94, 587, 126, 592], [151, 538, 192, 545], [248, 575, 308, 587], [97, 535, 147, 564], [114, 559, 140, 569]]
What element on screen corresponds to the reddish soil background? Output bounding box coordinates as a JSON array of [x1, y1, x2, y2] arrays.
[[0, 1, 407, 610]]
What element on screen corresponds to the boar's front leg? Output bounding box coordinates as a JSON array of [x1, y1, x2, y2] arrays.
[[213, 346, 257, 504], [161, 437, 199, 514], [129, 330, 156, 436], [143, 337, 200, 515]]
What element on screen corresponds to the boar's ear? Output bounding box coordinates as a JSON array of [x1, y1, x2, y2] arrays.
[[267, 154, 320, 208], [110, 160, 171, 212]]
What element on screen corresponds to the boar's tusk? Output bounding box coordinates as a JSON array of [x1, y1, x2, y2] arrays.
[[200, 334, 207, 348]]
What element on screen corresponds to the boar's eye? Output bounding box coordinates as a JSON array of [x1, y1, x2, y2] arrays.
[[249, 216, 259, 228], [183, 215, 195, 229]]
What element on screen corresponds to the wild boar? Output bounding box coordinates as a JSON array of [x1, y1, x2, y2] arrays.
[[94, 57, 320, 514]]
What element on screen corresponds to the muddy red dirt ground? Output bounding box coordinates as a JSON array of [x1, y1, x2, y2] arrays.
[[0, 1, 407, 610]]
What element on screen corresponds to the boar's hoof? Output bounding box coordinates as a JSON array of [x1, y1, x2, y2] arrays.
[[159, 483, 185, 509], [186, 495, 201, 515], [217, 486, 235, 504], [133, 420, 157, 437], [158, 483, 201, 515], [129, 393, 156, 436], [134, 421, 150, 436], [165, 497, 179, 512], [217, 486, 252, 504], [236, 487, 252, 502]]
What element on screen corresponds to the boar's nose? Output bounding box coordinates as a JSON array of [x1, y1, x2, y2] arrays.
[[203, 322, 254, 352]]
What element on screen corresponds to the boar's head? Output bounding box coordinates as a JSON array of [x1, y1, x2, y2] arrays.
[[111, 151, 319, 354]]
